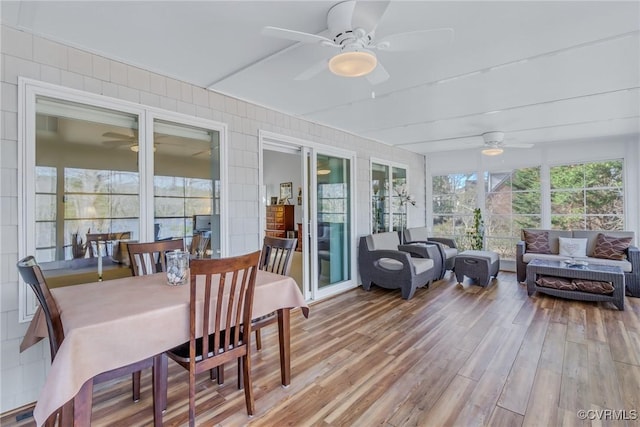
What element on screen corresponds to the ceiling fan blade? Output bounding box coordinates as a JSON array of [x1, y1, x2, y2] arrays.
[[504, 143, 534, 148], [102, 131, 134, 139], [294, 58, 329, 81], [102, 140, 133, 146], [351, 0, 391, 33], [376, 28, 454, 52], [365, 62, 390, 85], [262, 26, 335, 45]]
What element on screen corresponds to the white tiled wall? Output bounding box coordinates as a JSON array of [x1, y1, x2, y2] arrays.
[[0, 24, 426, 412]]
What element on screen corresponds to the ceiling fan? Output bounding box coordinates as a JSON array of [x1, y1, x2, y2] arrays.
[[261, 0, 454, 85], [479, 131, 533, 156], [102, 131, 139, 150], [102, 131, 168, 152]]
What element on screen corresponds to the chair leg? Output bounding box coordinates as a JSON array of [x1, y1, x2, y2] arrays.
[[237, 357, 243, 389], [216, 365, 224, 384], [132, 370, 141, 402], [188, 369, 196, 427], [255, 329, 262, 350], [242, 353, 254, 415], [59, 401, 73, 427]]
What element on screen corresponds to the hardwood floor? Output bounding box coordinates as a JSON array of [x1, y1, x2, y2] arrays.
[[4, 271, 640, 426]]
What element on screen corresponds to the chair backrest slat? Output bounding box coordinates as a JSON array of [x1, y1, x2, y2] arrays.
[[259, 237, 297, 276], [189, 251, 260, 362], [17, 256, 65, 361], [127, 239, 185, 276]]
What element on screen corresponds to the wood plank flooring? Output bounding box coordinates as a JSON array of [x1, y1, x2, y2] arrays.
[[4, 271, 640, 426]]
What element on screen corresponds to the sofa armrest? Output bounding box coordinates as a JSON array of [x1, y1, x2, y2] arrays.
[[516, 240, 527, 283], [427, 237, 457, 249], [628, 245, 639, 271]]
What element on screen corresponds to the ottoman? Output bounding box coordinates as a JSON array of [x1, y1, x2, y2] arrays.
[[455, 250, 500, 287]]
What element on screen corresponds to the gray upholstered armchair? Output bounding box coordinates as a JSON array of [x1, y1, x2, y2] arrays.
[[404, 227, 458, 279], [358, 231, 440, 300]]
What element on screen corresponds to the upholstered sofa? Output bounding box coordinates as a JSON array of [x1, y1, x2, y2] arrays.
[[358, 232, 441, 299], [516, 229, 639, 297], [404, 227, 458, 280]]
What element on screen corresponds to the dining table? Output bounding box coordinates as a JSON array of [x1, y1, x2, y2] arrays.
[[21, 269, 309, 426]]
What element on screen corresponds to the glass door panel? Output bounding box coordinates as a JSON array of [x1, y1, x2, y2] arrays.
[[316, 154, 351, 289], [153, 119, 220, 258]]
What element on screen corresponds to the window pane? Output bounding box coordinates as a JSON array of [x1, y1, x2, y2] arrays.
[[512, 167, 541, 191], [585, 189, 623, 214], [153, 119, 219, 256], [111, 195, 139, 217], [64, 168, 111, 193], [154, 176, 185, 197], [551, 190, 584, 214], [36, 166, 56, 193], [36, 194, 56, 221], [586, 216, 623, 230], [513, 191, 540, 214], [372, 162, 390, 233], [154, 197, 184, 217], [485, 167, 541, 260], [551, 215, 585, 230], [550, 160, 623, 230], [551, 164, 584, 189], [584, 160, 623, 188], [64, 194, 111, 219], [35, 222, 56, 248], [36, 95, 141, 271], [185, 178, 212, 197]]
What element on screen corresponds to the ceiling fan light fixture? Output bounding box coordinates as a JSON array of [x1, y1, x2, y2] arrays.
[[328, 49, 377, 77], [130, 144, 156, 152], [481, 147, 504, 156]]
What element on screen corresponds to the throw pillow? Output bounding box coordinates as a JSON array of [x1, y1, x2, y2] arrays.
[[592, 233, 632, 260], [535, 276, 576, 290], [572, 279, 615, 294], [559, 237, 588, 258], [523, 230, 551, 254]]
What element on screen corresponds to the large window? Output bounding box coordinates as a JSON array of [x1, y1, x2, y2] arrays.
[[550, 160, 624, 230], [485, 167, 541, 258], [35, 97, 141, 264], [30, 95, 222, 273], [432, 173, 479, 247], [370, 160, 409, 233]]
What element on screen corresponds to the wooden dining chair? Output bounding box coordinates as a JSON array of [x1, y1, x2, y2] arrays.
[[16, 256, 163, 427], [254, 236, 297, 350], [166, 251, 261, 427], [127, 239, 185, 275]]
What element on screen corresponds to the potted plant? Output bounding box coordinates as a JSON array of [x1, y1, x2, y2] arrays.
[[466, 208, 485, 250]]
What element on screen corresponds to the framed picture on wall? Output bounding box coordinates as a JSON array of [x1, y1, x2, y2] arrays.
[[280, 182, 292, 201]]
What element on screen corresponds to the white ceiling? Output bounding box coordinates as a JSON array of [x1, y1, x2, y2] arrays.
[[3, 1, 639, 156]]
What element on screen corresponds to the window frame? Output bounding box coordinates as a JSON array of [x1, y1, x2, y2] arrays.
[[18, 78, 228, 322]]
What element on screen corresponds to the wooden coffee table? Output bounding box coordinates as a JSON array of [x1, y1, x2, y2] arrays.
[[526, 259, 625, 310]]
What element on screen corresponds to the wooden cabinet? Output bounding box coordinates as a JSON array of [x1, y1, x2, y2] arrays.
[[266, 205, 294, 238]]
